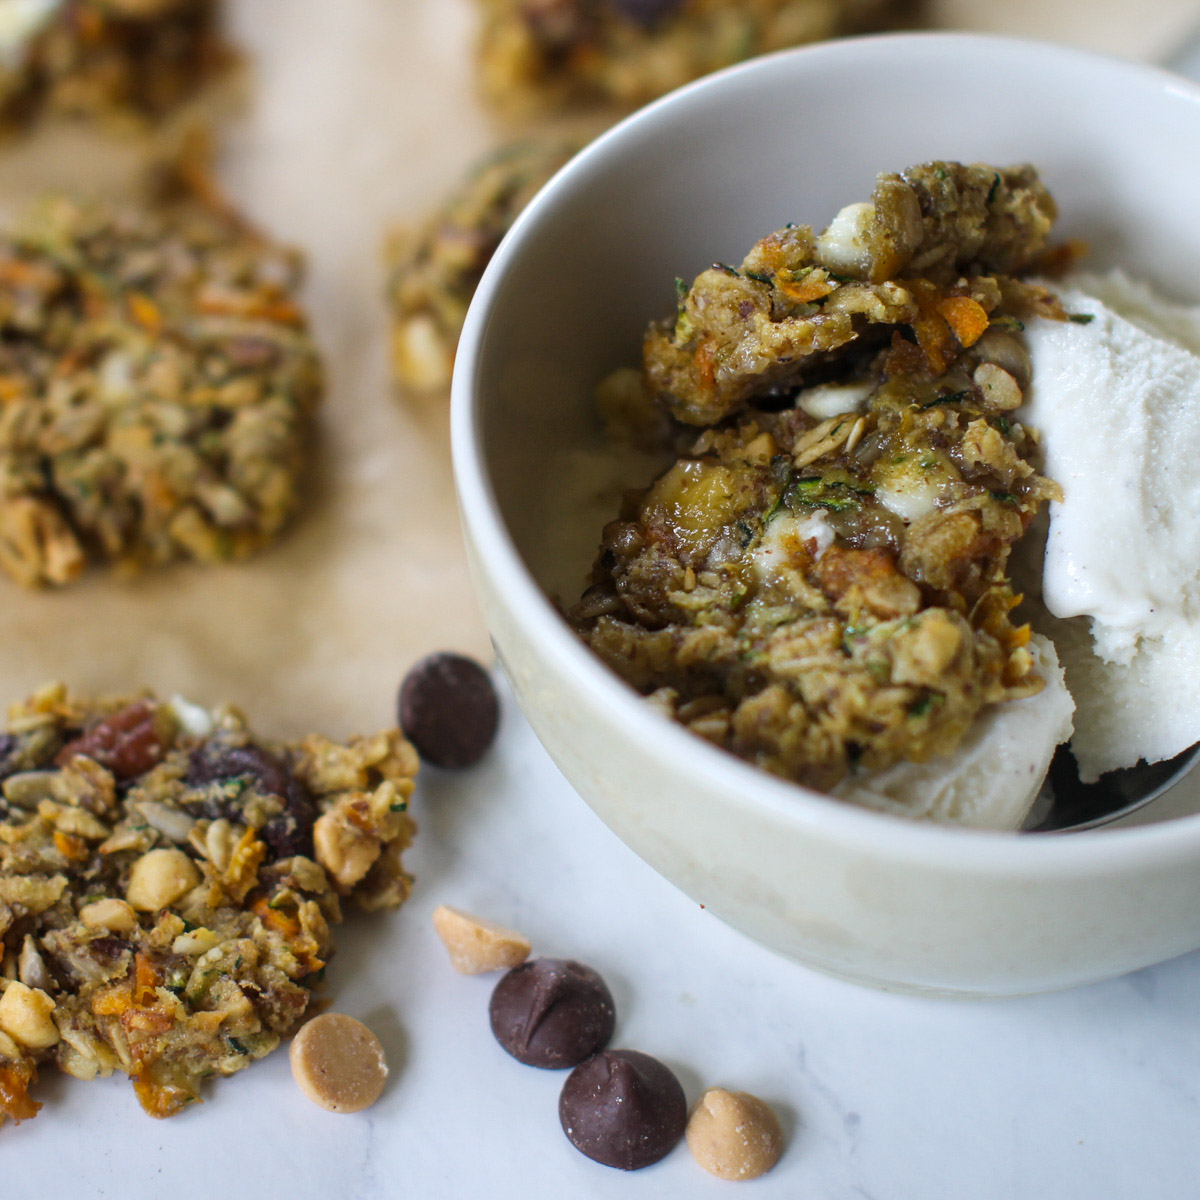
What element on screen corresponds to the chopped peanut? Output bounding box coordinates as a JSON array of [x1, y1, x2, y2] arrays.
[[125, 848, 201, 912], [0, 982, 60, 1051], [431, 905, 531, 974], [313, 805, 381, 892], [79, 898, 138, 933]]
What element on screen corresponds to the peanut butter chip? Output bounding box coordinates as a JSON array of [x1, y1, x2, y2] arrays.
[[686, 1087, 784, 1181], [289, 1013, 388, 1114], [431, 904, 531, 974]]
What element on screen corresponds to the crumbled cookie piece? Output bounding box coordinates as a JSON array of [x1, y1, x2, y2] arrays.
[[0, 0, 234, 136], [646, 163, 1057, 426], [399, 653, 500, 769], [289, 1012, 388, 1114], [559, 1048, 687, 1170], [0, 684, 417, 1126], [0, 163, 322, 587], [686, 1087, 784, 1180], [573, 162, 1067, 791], [386, 139, 577, 391], [432, 904, 531, 974], [474, 0, 908, 113]]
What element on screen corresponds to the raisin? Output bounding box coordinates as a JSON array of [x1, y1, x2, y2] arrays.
[[188, 742, 291, 796], [223, 335, 281, 371], [186, 741, 316, 859], [604, 0, 683, 28], [89, 936, 131, 960], [54, 701, 164, 781], [0, 733, 18, 782]]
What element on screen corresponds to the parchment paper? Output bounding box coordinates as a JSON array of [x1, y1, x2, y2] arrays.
[[1, 0, 1196, 741]]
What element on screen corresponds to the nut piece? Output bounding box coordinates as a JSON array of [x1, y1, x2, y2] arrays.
[[79, 897, 139, 933], [972, 361, 1023, 411], [0, 981, 60, 1050], [431, 904, 531, 974], [289, 1012, 388, 1114], [686, 1087, 784, 1181], [125, 848, 202, 912], [55, 701, 165, 780], [313, 806, 381, 891]]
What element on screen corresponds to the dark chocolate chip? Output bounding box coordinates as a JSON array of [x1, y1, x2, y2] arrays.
[[186, 740, 316, 859], [604, 0, 683, 28], [398, 653, 499, 769], [559, 1049, 687, 1170], [489, 958, 615, 1069]]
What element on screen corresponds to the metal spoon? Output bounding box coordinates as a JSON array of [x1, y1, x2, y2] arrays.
[[1022, 743, 1200, 833]]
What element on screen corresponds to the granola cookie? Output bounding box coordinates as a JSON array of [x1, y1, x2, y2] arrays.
[[0, 683, 418, 1125], [474, 0, 908, 113], [573, 162, 1068, 791], [0, 0, 233, 136], [386, 138, 577, 391], [0, 170, 322, 588]]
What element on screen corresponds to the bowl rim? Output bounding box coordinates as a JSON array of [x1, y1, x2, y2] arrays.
[[452, 31, 1200, 874]]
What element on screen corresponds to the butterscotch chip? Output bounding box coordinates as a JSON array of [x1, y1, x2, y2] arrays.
[[289, 1013, 388, 1114], [432, 904, 531, 974], [686, 1087, 784, 1181]]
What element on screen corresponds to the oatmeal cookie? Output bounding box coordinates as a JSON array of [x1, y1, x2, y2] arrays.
[[474, 0, 908, 113], [645, 162, 1057, 425], [386, 138, 577, 391], [573, 162, 1068, 789], [0, 0, 233, 135], [0, 683, 418, 1124], [0, 164, 322, 588]]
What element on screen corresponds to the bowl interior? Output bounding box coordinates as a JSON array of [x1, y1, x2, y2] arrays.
[[465, 33, 1200, 825]]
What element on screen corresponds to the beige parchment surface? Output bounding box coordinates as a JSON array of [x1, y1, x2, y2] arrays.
[[0, 0, 1196, 741]]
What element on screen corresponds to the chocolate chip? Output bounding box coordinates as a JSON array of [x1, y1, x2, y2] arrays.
[[489, 958, 615, 1069], [398, 653, 499, 769], [55, 702, 165, 780], [559, 1049, 687, 1170], [186, 740, 316, 859]]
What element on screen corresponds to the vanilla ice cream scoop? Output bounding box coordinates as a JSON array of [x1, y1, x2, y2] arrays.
[[1023, 271, 1200, 779]]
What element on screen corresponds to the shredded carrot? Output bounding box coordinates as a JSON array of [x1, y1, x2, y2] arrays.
[[133, 952, 161, 1007], [127, 292, 163, 335], [778, 271, 836, 305], [937, 296, 990, 347], [0, 1062, 40, 1123], [53, 831, 89, 861], [91, 982, 133, 1016], [694, 335, 717, 392], [252, 895, 300, 938]]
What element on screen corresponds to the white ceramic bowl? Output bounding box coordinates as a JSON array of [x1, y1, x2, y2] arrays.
[[452, 33, 1200, 996]]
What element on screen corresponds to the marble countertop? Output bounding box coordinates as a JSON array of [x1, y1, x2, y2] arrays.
[[9, 678, 1200, 1199]]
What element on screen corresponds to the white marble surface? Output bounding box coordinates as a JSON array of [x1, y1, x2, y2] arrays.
[[8, 677, 1200, 1198]]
